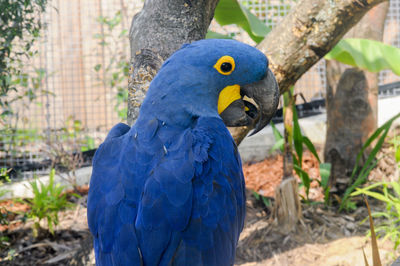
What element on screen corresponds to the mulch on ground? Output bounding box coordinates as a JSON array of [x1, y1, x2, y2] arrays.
[[243, 150, 323, 201]]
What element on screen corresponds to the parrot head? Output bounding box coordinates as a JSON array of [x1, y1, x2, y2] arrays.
[[140, 39, 279, 135]]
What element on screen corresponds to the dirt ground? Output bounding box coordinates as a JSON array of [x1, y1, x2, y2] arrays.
[[0, 148, 399, 265], [1, 193, 398, 265], [236, 191, 399, 266]]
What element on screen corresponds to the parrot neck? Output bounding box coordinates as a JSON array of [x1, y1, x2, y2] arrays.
[[138, 93, 220, 128], [136, 62, 223, 128], [138, 85, 220, 128]]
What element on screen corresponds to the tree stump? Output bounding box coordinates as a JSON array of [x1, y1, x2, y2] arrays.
[[274, 177, 302, 233]]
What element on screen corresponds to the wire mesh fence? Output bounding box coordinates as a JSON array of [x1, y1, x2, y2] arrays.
[[1, 0, 399, 179], [0, 0, 142, 179]]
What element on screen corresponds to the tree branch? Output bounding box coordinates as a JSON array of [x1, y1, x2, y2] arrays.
[[230, 0, 388, 144]]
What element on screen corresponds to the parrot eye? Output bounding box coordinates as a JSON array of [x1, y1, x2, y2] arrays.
[[214, 55, 235, 75], [220, 63, 232, 73]]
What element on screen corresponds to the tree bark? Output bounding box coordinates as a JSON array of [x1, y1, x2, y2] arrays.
[[324, 2, 389, 194], [230, 0, 388, 145], [127, 0, 219, 125]]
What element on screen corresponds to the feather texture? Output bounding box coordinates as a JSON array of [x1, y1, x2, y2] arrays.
[[88, 39, 272, 266], [88, 117, 245, 266]]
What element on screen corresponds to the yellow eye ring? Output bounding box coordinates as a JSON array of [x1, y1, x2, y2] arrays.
[[214, 55, 235, 75]]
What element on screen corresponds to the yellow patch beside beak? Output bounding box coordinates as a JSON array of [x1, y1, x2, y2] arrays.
[[218, 85, 241, 114]]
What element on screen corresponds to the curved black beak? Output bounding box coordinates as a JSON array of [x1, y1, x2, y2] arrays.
[[220, 69, 279, 136]]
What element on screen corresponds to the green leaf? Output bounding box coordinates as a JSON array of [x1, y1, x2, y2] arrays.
[[292, 104, 303, 166], [359, 190, 391, 203], [351, 112, 400, 183], [341, 160, 377, 211], [325, 38, 400, 76], [94, 64, 101, 72], [206, 31, 232, 39], [271, 138, 284, 153], [302, 136, 320, 163], [293, 165, 311, 199], [395, 147, 400, 164], [214, 0, 270, 43], [270, 121, 284, 152], [391, 182, 400, 196], [351, 182, 386, 196], [271, 121, 283, 141], [319, 163, 331, 189], [252, 191, 260, 200]]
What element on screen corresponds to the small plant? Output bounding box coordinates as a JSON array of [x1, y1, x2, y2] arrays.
[[0, 167, 11, 183], [352, 181, 400, 251], [270, 90, 331, 204], [340, 112, 400, 211], [45, 116, 93, 190], [252, 191, 271, 208], [318, 163, 332, 206], [26, 169, 75, 236]]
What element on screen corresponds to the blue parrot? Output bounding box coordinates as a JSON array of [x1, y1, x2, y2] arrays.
[[87, 39, 279, 266]]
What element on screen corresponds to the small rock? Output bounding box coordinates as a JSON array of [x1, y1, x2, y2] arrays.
[[346, 222, 356, 231]]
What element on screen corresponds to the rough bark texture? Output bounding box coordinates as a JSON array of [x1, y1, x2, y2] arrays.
[[127, 0, 219, 125], [324, 2, 389, 194], [231, 0, 388, 145], [325, 69, 373, 192], [273, 177, 302, 233]]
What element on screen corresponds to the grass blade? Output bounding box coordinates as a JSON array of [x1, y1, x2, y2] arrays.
[[364, 196, 382, 266], [302, 136, 320, 163], [292, 104, 303, 165], [362, 247, 369, 266]]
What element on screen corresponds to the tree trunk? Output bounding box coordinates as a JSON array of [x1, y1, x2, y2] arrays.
[[127, 0, 219, 125], [230, 0, 388, 145], [324, 2, 389, 194]]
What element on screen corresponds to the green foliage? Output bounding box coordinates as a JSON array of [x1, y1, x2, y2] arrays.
[[270, 121, 284, 153], [206, 31, 233, 40], [94, 11, 130, 120], [0, 61, 52, 159], [26, 169, 75, 235], [288, 91, 323, 203], [0, 167, 10, 183], [318, 163, 331, 206], [213, 0, 270, 43], [0, 168, 11, 226], [340, 112, 400, 211], [352, 182, 400, 250], [270, 90, 331, 204], [57, 116, 95, 152], [325, 38, 400, 76], [252, 191, 271, 207], [0, 0, 48, 119], [389, 134, 400, 169], [81, 136, 95, 152]]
